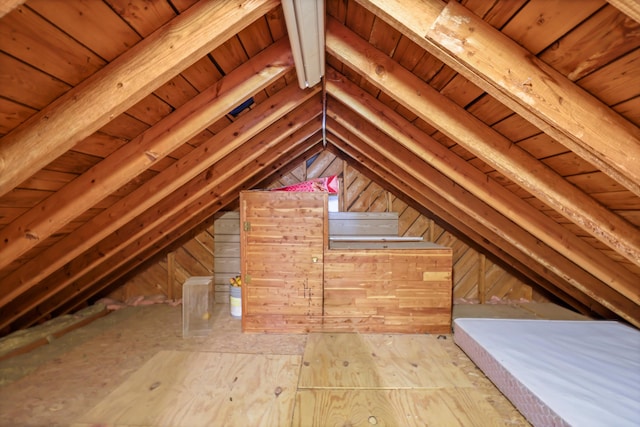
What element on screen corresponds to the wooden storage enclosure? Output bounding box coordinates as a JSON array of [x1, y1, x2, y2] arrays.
[[324, 241, 452, 333], [240, 190, 453, 334], [1, 0, 637, 333], [112, 154, 546, 315], [240, 190, 327, 333]]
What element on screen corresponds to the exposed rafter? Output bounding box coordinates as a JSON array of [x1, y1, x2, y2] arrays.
[[357, 0, 640, 197], [0, 0, 279, 196], [0, 0, 637, 334], [326, 17, 640, 273], [4, 96, 323, 330], [326, 93, 638, 327], [326, 68, 639, 310], [324, 128, 608, 318], [0, 39, 294, 273], [607, 0, 640, 22]]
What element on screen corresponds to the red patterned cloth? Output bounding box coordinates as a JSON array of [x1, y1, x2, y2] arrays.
[[271, 175, 339, 193]]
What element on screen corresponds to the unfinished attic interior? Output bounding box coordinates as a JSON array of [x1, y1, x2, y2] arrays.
[[0, 0, 639, 425]]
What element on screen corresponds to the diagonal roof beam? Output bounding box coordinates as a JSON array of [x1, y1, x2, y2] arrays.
[[0, 85, 321, 316], [326, 67, 639, 307], [1, 99, 322, 329], [52, 138, 326, 321], [325, 128, 608, 319], [0, 38, 293, 272], [16, 124, 324, 329], [607, 0, 640, 22], [327, 17, 640, 270], [0, 1, 25, 18], [326, 101, 638, 327], [0, 0, 279, 196], [357, 0, 640, 197]]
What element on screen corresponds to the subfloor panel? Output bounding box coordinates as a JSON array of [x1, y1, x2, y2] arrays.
[[0, 303, 534, 426], [74, 350, 300, 427]]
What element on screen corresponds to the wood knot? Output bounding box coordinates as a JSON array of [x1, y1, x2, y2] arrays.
[[274, 386, 283, 397], [25, 230, 39, 240], [144, 151, 159, 162]]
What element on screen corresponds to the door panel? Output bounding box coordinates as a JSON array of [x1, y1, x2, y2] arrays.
[[241, 191, 326, 328]]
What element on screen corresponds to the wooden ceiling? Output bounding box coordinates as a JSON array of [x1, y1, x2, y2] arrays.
[[0, 0, 638, 334]]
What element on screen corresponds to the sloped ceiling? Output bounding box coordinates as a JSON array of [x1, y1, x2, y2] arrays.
[[0, 0, 638, 334]]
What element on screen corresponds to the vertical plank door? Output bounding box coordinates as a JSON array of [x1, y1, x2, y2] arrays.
[[240, 191, 328, 333]]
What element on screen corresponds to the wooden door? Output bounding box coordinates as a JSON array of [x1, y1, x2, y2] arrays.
[[240, 191, 327, 332]]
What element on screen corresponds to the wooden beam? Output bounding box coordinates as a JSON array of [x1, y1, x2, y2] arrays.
[[428, 219, 435, 243], [478, 254, 486, 304], [49, 138, 324, 319], [324, 123, 614, 320], [327, 18, 640, 269], [0, 106, 322, 329], [357, 0, 640, 197], [326, 68, 639, 306], [0, 0, 25, 18], [341, 160, 348, 211], [0, 0, 279, 197], [325, 144, 600, 319], [167, 252, 176, 300], [0, 39, 293, 272], [326, 113, 636, 325], [0, 84, 321, 314], [607, 0, 640, 23], [50, 139, 327, 321], [14, 125, 324, 328]]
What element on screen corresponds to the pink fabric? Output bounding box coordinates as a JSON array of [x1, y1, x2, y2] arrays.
[[271, 175, 338, 193]]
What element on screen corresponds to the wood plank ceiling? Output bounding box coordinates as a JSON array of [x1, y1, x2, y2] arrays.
[[0, 0, 638, 334]]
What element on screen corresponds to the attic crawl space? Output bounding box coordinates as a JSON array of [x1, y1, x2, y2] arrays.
[[0, 0, 638, 426]]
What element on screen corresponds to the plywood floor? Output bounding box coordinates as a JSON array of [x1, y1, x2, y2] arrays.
[[0, 303, 532, 426]]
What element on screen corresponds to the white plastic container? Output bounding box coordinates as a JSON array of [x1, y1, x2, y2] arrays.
[[230, 285, 241, 318]]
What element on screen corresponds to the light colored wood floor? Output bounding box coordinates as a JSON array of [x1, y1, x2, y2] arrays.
[[0, 303, 534, 426]]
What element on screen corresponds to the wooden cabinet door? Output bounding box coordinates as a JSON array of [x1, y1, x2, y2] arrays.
[[240, 191, 327, 332]]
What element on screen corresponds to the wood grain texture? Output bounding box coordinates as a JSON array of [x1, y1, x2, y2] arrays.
[[214, 211, 241, 303], [0, 303, 534, 426], [327, 119, 618, 319], [362, 0, 640, 197], [299, 333, 471, 389], [241, 191, 327, 332], [293, 388, 507, 427], [538, 5, 640, 81], [241, 190, 453, 333], [42, 121, 323, 320], [323, 248, 452, 333], [0, 0, 280, 196], [608, 0, 640, 23], [75, 350, 301, 427], [0, 38, 293, 280], [294, 331, 506, 426], [325, 68, 639, 304], [326, 23, 640, 302], [3, 100, 322, 331]]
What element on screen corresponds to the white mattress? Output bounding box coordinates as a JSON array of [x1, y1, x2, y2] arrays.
[[453, 318, 640, 427]]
